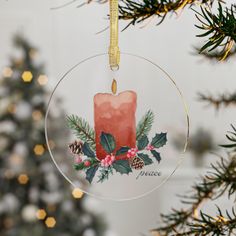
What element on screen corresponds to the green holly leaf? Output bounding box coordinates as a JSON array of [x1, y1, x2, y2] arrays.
[[112, 160, 132, 175], [116, 146, 130, 156], [100, 132, 116, 154], [151, 133, 167, 148], [74, 163, 84, 171], [86, 165, 99, 184], [137, 135, 149, 150], [151, 150, 161, 163], [82, 142, 95, 158], [138, 153, 153, 165]]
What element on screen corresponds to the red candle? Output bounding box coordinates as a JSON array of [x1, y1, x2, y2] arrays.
[[94, 91, 137, 160]]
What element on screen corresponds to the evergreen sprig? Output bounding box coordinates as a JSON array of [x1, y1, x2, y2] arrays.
[[119, 0, 214, 30], [151, 150, 236, 235], [194, 3, 236, 61], [220, 125, 236, 150], [66, 115, 96, 149], [136, 110, 154, 141], [97, 166, 113, 183], [199, 92, 236, 109]]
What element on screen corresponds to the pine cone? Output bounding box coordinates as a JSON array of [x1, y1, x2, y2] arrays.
[[68, 140, 83, 155], [131, 157, 144, 170]]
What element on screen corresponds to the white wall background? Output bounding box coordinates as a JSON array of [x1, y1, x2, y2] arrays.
[[0, 0, 236, 235]]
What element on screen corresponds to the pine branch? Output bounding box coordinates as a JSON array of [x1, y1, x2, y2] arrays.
[[97, 167, 113, 183], [193, 46, 236, 61], [220, 125, 236, 150], [66, 115, 96, 149], [199, 92, 236, 109], [119, 0, 215, 29], [194, 3, 236, 61], [136, 110, 154, 141], [151, 153, 236, 235]]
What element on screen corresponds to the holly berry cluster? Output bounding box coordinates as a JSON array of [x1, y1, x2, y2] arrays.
[[68, 131, 167, 184]]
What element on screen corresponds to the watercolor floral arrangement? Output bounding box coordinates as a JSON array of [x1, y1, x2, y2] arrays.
[[67, 110, 167, 183]]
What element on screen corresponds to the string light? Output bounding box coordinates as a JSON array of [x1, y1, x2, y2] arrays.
[[72, 188, 84, 199], [22, 71, 33, 82], [18, 174, 29, 184], [2, 67, 13, 77], [33, 144, 45, 156], [45, 217, 56, 228], [32, 110, 43, 121], [36, 209, 47, 220], [37, 75, 48, 85]]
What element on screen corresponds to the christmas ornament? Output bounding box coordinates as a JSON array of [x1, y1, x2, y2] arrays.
[[45, 0, 189, 200]]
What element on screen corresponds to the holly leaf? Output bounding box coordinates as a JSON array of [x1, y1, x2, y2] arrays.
[[116, 146, 130, 156], [138, 153, 153, 165], [100, 132, 116, 154], [82, 142, 95, 158], [112, 160, 132, 175], [86, 165, 99, 183], [137, 135, 149, 150], [151, 133, 167, 148], [74, 163, 84, 171], [151, 150, 161, 163]]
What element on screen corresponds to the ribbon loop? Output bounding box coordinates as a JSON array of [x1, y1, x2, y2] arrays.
[[109, 0, 120, 69]]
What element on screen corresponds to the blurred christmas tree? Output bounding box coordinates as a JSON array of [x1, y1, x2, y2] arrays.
[[0, 35, 105, 236]]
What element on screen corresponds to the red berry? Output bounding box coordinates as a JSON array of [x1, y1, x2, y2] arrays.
[[84, 160, 91, 167]]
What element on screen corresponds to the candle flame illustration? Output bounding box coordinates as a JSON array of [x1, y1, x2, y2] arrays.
[[111, 79, 117, 95]]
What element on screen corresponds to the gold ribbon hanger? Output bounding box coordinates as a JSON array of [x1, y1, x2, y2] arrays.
[[109, 0, 120, 70]]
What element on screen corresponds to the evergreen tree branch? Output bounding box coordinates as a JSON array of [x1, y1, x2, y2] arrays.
[[151, 148, 236, 235], [66, 115, 96, 149], [119, 0, 215, 29], [199, 92, 236, 109], [136, 110, 154, 140], [194, 3, 236, 61]]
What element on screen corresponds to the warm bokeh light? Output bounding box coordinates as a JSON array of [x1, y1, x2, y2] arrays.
[[33, 144, 45, 156], [37, 75, 48, 85], [18, 174, 29, 184], [32, 110, 43, 121], [22, 71, 33, 82], [7, 104, 16, 114], [36, 209, 47, 220], [45, 217, 56, 228], [10, 154, 23, 165], [72, 188, 84, 199], [2, 67, 13, 77]]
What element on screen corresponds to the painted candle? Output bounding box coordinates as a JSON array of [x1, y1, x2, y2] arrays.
[[94, 91, 137, 160]]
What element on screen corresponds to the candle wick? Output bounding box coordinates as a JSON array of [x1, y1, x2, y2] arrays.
[[111, 79, 117, 95]]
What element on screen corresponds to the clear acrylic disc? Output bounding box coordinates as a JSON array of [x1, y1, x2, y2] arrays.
[[45, 53, 189, 201]]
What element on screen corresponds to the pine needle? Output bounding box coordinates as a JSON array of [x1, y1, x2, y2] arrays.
[[136, 110, 154, 140], [66, 115, 96, 149]]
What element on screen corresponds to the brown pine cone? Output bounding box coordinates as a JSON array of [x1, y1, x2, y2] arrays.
[[68, 140, 83, 155]]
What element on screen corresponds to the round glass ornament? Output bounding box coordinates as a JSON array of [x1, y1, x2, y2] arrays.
[[45, 52, 189, 201]]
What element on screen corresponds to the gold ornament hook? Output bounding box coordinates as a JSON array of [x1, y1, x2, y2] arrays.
[[109, 0, 120, 70]]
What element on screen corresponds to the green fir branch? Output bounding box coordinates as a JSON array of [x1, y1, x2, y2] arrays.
[[136, 110, 154, 141], [66, 115, 96, 149], [199, 92, 236, 109], [194, 3, 236, 60], [151, 153, 236, 235], [97, 167, 114, 183], [119, 0, 215, 30]]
